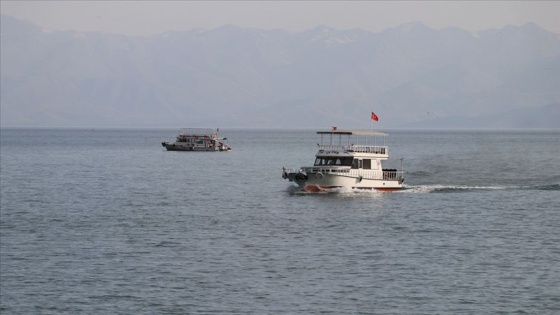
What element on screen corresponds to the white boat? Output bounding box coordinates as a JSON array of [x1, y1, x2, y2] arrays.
[[282, 129, 404, 192], [162, 128, 231, 151]]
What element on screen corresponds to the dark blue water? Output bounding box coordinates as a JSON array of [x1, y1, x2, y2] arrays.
[[1, 128, 559, 314]]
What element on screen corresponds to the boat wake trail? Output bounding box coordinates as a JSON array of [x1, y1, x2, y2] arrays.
[[285, 183, 559, 195], [403, 183, 560, 193]]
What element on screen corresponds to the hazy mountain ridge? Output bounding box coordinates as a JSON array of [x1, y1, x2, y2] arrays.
[[1, 15, 559, 128]]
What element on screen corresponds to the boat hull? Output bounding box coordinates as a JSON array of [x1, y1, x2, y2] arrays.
[[283, 170, 404, 192], [161, 142, 231, 152]]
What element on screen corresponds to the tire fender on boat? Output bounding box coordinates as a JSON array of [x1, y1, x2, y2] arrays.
[[295, 172, 308, 182]]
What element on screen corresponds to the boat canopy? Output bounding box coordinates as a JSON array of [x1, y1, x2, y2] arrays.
[[178, 128, 218, 137], [316, 129, 388, 147], [317, 129, 388, 136]]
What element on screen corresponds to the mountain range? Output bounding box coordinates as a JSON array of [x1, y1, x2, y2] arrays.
[[1, 14, 559, 129]]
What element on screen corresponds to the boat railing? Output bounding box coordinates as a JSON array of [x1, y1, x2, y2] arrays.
[[318, 145, 388, 155], [301, 166, 404, 180], [299, 167, 404, 181], [380, 170, 404, 181], [347, 169, 404, 181], [302, 166, 351, 174]]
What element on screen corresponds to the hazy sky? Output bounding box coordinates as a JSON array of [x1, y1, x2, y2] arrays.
[[1, 1, 559, 36]]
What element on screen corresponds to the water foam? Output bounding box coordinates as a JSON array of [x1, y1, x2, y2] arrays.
[[402, 184, 510, 193], [402, 183, 560, 193]]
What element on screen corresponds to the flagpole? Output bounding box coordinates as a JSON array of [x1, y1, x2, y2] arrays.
[[370, 116, 374, 146], [370, 111, 377, 146], [368, 112, 373, 146]]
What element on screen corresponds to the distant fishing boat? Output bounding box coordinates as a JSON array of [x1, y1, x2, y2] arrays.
[[282, 128, 404, 192], [162, 128, 231, 152]]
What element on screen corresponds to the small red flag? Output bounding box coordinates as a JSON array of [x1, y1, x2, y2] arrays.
[[371, 112, 379, 121]]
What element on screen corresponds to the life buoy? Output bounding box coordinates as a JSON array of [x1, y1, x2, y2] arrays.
[[315, 172, 323, 179]]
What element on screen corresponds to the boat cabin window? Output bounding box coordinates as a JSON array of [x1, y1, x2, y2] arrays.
[[314, 157, 352, 166], [352, 159, 364, 169], [351, 159, 375, 169]]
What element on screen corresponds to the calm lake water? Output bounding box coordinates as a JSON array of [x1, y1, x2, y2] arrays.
[[1, 128, 559, 314]]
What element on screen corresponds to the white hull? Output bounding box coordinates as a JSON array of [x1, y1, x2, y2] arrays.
[[283, 169, 403, 192], [162, 142, 230, 151]]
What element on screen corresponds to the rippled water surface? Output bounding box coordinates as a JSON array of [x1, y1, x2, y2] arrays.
[[1, 128, 559, 314]]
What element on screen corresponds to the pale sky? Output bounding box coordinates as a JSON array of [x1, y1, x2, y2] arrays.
[[1, 1, 559, 36]]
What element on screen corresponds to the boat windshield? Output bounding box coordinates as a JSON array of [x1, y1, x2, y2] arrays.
[[314, 157, 353, 166]]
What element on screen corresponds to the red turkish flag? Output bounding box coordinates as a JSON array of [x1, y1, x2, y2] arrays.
[[371, 112, 379, 121]]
